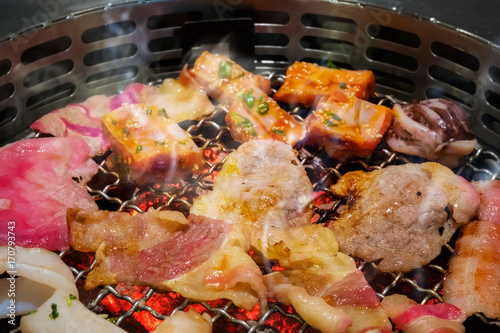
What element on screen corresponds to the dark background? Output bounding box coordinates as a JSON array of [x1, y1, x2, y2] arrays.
[[0, 0, 499, 46]]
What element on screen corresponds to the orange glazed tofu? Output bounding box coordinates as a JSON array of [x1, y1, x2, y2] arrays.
[[101, 104, 204, 185], [179, 51, 271, 106], [274, 62, 376, 107], [304, 95, 393, 159]]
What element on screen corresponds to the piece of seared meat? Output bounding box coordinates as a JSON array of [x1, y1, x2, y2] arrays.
[[327, 162, 479, 272]]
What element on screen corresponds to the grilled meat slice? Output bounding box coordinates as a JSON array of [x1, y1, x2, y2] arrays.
[[328, 162, 479, 272]]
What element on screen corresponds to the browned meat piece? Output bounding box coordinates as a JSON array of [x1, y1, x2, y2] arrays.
[[327, 162, 479, 272]]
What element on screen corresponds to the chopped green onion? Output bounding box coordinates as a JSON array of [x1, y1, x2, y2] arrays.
[[257, 101, 269, 114], [272, 129, 285, 135], [156, 140, 165, 146], [111, 119, 118, 126], [238, 89, 255, 108], [324, 119, 339, 127], [327, 60, 338, 69], [158, 108, 168, 118], [27, 310, 37, 315], [67, 294, 77, 306], [122, 127, 130, 136], [218, 61, 233, 79], [49, 303, 59, 320], [136, 145, 143, 153], [324, 110, 342, 121], [146, 108, 152, 115], [339, 82, 347, 89], [230, 112, 257, 137]]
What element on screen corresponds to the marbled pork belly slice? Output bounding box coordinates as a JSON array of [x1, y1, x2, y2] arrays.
[[190, 139, 314, 244], [442, 180, 500, 320], [30, 95, 112, 157], [255, 225, 392, 333], [110, 78, 215, 123], [273, 61, 376, 107], [225, 88, 306, 147], [381, 294, 466, 333], [68, 210, 266, 311], [472, 180, 500, 224], [386, 99, 477, 168], [179, 51, 271, 107], [304, 95, 393, 159], [101, 103, 204, 185], [0, 137, 98, 251], [328, 162, 479, 272]]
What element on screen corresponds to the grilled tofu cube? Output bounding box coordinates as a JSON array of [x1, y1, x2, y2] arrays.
[[274, 61, 376, 107], [101, 103, 204, 185]]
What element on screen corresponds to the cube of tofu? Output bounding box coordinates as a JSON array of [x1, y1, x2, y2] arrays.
[[304, 95, 393, 159], [101, 104, 204, 185], [273, 61, 376, 107]]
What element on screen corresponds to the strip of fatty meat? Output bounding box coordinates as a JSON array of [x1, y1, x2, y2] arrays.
[[109, 78, 215, 123], [255, 224, 392, 333], [304, 94, 393, 159], [273, 61, 375, 107], [381, 294, 466, 333], [101, 103, 204, 185], [328, 162, 479, 272], [190, 139, 314, 247], [386, 99, 477, 168], [443, 180, 500, 319], [67, 209, 267, 311], [30, 95, 112, 157], [0, 137, 98, 250], [179, 51, 271, 107]]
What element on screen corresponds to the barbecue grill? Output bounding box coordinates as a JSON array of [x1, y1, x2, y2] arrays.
[[1, 0, 500, 332]]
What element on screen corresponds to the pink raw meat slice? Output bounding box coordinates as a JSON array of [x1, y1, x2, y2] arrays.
[[0, 137, 99, 250]]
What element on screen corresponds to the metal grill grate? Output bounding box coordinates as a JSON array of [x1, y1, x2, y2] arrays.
[[1, 1, 500, 331], [42, 74, 499, 333]]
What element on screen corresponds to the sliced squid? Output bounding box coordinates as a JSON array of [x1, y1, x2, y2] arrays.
[[386, 99, 477, 168], [0, 246, 77, 317], [20, 289, 126, 333]]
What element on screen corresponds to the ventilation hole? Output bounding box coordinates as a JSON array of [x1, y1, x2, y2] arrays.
[[0, 106, 16, 128], [255, 55, 289, 67], [489, 66, 500, 85], [82, 21, 136, 44], [83, 44, 137, 66], [431, 41, 480, 71], [300, 57, 353, 70], [428, 65, 476, 95], [0, 83, 14, 102], [301, 14, 356, 33], [0, 59, 11, 77], [23, 60, 74, 88], [372, 70, 416, 94], [85, 66, 138, 87], [21, 36, 72, 65], [485, 90, 500, 110], [255, 33, 288, 47], [367, 25, 420, 48], [301, 36, 355, 55], [26, 82, 75, 111], [148, 36, 182, 53], [233, 10, 289, 24], [425, 88, 472, 108], [365, 47, 418, 71], [150, 58, 183, 75], [481, 113, 500, 135], [147, 11, 203, 30]]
